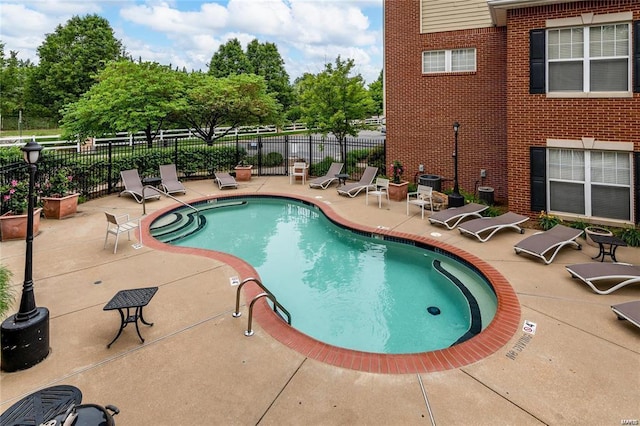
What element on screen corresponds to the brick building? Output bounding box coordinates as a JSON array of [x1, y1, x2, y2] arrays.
[[384, 0, 639, 225]]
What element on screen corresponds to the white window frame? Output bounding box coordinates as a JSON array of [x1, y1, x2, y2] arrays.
[[546, 23, 631, 93], [422, 48, 476, 74], [547, 148, 632, 221]]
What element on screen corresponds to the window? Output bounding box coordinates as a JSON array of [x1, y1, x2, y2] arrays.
[[548, 149, 631, 220], [547, 24, 630, 92], [422, 48, 475, 74]]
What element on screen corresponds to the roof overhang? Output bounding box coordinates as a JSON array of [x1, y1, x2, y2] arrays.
[[487, 0, 584, 26]]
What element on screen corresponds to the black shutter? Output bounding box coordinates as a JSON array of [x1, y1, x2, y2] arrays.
[[530, 29, 546, 94], [634, 21, 640, 93], [530, 147, 547, 212], [635, 152, 640, 224]]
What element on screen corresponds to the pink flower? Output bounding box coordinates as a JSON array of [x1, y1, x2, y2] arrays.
[[11, 180, 18, 186]]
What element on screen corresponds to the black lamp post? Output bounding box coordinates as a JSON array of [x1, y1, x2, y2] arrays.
[[1, 138, 50, 372], [448, 121, 465, 207]]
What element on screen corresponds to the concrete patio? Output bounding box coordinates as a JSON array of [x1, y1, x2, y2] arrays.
[[1, 176, 638, 425]]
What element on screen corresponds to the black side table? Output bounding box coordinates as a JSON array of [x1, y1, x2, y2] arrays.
[[590, 234, 627, 262], [335, 173, 349, 186], [142, 176, 162, 188], [0, 385, 82, 426], [103, 287, 158, 348]]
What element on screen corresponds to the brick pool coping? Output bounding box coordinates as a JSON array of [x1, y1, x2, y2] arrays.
[[142, 192, 521, 374]]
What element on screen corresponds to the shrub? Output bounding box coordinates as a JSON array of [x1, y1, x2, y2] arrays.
[[538, 211, 561, 230], [615, 226, 640, 247], [0, 265, 15, 319], [263, 152, 284, 167]]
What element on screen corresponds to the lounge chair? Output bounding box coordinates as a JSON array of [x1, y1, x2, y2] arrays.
[[159, 164, 186, 195], [428, 203, 488, 230], [565, 263, 640, 294], [514, 224, 582, 264], [309, 162, 344, 189], [119, 169, 161, 203], [458, 212, 529, 242], [337, 166, 378, 198], [406, 185, 435, 219], [214, 172, 238, 190], [611, 300, 640, 329]]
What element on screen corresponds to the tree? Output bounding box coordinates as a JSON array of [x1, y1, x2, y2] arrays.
[[26, 14, 124, 121], [0, 43, 33, 119], [298, 56, 374, 162], [368, 70, 384, 117], [246, 39, 294, 111], [60, 61, 187, 147], [208, 38, 252, 78], [180, 72, 281, 145]]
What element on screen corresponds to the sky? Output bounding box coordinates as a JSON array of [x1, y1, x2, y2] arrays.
[[0, 0, 384, 84]]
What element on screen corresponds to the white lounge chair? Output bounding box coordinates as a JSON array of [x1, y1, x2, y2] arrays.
[[514, 224, 582, 264], [565, 263, 640, 294], [159, 164, 186, 195], [366, 177, 389, 208], [428, 203, 488, 230], [337, 166, 378, 198], [214, 172, 238, 190], [309, 162, 344, 189], [406, 185, 435, 219], [611, 300, 640, 329], [458, 212, 529, 242], [119, 169, 161, 203]]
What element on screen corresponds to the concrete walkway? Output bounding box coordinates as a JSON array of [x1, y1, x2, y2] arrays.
[[1, 177, 638, 425]]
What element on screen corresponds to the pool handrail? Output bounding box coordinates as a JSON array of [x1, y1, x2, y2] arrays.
[[232, 277, 291, 330]]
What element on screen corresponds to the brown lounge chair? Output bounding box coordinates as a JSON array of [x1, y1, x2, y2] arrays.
[[159, 164, 186, 195], [458, 212, 529, 242], [309, 162, 344, 189], [214, 172, 238, 189], [514, 224, 582, 264], [119, 169, 161, 203], [565, 263, 640, 294], [428, 203, 488, 230], [611, 300, 640, 329], [337, 166, 378, 198]]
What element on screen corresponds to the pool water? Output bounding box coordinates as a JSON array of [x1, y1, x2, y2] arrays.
[[166, 198, 497, 354]]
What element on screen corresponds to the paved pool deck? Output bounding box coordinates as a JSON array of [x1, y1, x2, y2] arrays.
[[1, 176, 638, 425]]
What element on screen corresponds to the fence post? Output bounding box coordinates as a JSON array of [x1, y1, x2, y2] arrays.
[[107, 142, 113, 194], [174, 138, 179, 167]]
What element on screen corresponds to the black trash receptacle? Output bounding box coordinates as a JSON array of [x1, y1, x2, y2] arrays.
[[418, 174, 441, 192], [478, 186, 494, 205]]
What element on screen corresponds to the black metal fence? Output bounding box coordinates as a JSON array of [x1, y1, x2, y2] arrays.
[[1, 134, 386, 202]]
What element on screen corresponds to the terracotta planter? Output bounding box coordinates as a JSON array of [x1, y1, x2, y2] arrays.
[[388, 181, 408, 202], [0, 208, 42, 241], [42, 193, 79, 219], [584, 226, 613, 247], [234, 165, 253, 181]]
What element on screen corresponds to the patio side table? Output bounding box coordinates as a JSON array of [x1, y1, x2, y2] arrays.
[[103, 287, 158, 348], [589, 234, 627, 262]]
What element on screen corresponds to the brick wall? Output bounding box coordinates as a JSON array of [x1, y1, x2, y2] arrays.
[[385, 0, 508, 201], [505, 1, 640, 214]]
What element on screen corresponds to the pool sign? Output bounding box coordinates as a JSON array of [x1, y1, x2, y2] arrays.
[[523, 320, 537, 335]]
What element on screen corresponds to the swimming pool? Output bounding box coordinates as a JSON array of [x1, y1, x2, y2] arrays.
[[151, 196, 500, 355]]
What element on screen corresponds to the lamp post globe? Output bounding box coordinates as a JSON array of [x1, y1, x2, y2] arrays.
[[449, 122, 465, 207], [1, 137, 50, 372]]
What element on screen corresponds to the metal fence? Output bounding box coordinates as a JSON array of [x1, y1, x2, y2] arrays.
[[1, 133, 386, 201]]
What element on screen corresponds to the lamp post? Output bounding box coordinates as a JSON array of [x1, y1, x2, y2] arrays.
[[1, 138, 50, 372], [448, 121, 465, 207]]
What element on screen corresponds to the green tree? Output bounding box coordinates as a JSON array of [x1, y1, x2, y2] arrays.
[[26, 14, 124, 121], [368, 70, 384, 117], [246, 39, 293, 111], [208, 38, 252, 78], [60, 61, 187, 147], [180, 72, 281, 145], [0, 43, 33, 119], [298, 56, 373, 162]]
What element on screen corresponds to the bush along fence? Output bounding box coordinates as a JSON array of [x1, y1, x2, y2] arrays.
[[0, 133, 386, 202]]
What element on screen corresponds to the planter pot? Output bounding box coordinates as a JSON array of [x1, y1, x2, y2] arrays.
[[0, 208, 42, 241], [234, 165, 253, 181], [388, 181, 409, 202], [42, 193, 79, 219], [585, 226, 613, 247]]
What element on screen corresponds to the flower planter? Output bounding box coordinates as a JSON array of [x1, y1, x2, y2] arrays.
[[0, 208, 42, 241], [234, 165, 253, 181], [42, 193, 80, 219], [388, 181, 408, 202], [584, 226, 613, 247]]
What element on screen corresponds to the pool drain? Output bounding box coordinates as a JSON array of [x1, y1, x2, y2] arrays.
[[427, 306, 441, 315]]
